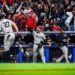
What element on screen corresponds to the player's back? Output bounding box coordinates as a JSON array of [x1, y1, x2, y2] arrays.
[[0, 19, 13, 33]]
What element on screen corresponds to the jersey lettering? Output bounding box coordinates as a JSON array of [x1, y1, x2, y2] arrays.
[[3, 21, 9, 28]]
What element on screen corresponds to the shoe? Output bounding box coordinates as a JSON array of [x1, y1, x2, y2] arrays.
[[68, 54, 72, 60], [56, 59, 61, 63]]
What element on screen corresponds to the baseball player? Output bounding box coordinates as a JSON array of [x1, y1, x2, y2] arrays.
[[56, 29, 70, 63], [33, 26, 46, 63], [0, 13, 18, 62], [29, 26, 46, 63]]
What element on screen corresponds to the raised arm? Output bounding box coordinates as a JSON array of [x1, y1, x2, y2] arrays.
[[16, 2, 23, 13], [3, 2, 10, 12], [11, 21, 18, 32]]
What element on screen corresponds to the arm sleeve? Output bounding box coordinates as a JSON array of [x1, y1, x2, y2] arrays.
[[65, 12, 73, 25], [16, 2, 23, 13], [40, 33, 46, 44], [5, 4, 10, 11], [43, 33, 46, 40]]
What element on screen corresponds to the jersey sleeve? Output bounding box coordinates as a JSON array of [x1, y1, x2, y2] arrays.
[[42, 33, 46, 40], [39, 33, 46, 45], [65, 12, 73, 25]]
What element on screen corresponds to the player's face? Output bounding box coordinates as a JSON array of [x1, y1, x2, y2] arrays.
[[36, 27, 41, 33]]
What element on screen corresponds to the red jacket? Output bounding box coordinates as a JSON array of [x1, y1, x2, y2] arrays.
[[7, 0, 13, 5], [26, 16, 36, 30], [15, 14, 25, 31], [52, 25, 61, 31]]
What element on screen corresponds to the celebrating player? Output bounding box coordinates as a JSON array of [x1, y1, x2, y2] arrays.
[[0, 13, 18, 62], [33, 26, 46, 63], [29, 26, 46, 63], [56, 29, 70, 63]]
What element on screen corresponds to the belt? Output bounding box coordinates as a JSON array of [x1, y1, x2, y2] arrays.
[[7, 32, 10, 33], [34, 43, 39, 45]]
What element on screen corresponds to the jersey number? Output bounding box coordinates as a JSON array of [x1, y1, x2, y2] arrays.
[[3, 21, 9, 28]]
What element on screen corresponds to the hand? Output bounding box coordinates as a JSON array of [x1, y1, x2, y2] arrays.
[[38, 43, 42, 49], [65, 22, 69, 27], [3, 2, 6, 6]]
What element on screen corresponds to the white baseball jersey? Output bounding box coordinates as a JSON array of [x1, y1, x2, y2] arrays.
[[0, 19, 15, 52], [33, 31, 46, 44], [0, 19, 15, 33]]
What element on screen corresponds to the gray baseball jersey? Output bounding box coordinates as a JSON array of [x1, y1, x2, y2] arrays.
[[0, 19, 15, 32], [33, 31, 46, 44], [0, 19, 15, 52], [33, 31, 46, 63]]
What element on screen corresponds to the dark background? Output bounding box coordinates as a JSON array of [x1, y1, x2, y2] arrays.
[[0, 33, 74, 63]]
